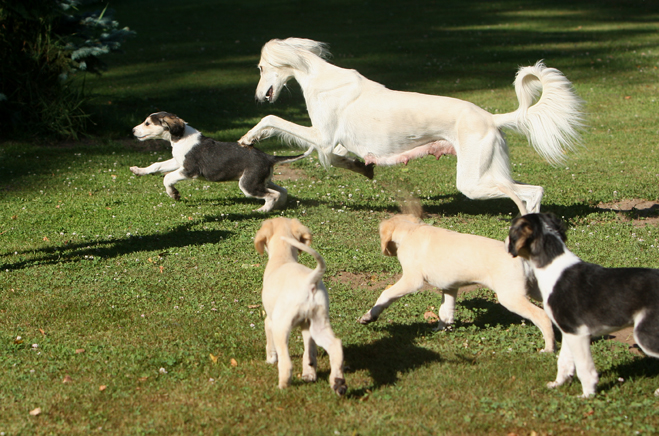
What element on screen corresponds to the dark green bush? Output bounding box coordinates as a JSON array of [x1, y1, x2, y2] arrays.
[[0, 0, 134, 139]]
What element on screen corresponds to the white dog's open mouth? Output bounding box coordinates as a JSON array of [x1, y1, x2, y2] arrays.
[[266, 86, 274, 102]]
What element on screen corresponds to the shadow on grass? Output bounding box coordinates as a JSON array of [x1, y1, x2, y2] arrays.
[[343, 322, 442, 394], [598, 355, 659, 394], [1, 221, 234, 271]]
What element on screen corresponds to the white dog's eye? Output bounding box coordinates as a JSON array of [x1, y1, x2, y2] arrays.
[[145, 122, 150, 126]]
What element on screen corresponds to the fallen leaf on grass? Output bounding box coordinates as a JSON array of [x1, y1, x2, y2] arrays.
[[29, 407, 41, 416], [39, 328, 45, 335], [62, 375, 73, 384], [159, 266, 164, 273], [423, 311, 439, 323], [138, 376, 148, 382], [230, 358, 238, 367], [247, 304, 260, 309], [210, 353, 218, 364], [99, 385, 107, 391], [75, 348, 85, 354]]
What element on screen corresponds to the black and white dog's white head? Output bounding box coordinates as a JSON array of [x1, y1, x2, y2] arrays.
[[507, 213, 568, 268], [132, 112, 187, 142]]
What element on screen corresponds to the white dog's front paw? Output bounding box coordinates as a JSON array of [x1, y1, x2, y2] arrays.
[[238, 134, 256, 147], [130, 166, 145, 175], [266, 355, 278, 365]]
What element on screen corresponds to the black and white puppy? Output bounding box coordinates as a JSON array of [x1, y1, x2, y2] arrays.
[[131, 112, 311, 212], [508, 213, 659, 397]]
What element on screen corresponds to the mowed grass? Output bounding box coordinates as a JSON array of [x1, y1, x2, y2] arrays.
[[2, 0, 659, 434]]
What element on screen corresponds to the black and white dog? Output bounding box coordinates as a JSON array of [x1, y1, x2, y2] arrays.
[[131, 112, 311, 212], [508, 213, 659, 397]]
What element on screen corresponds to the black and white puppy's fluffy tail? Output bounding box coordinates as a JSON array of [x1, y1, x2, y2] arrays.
[[280, 236, 326, 289]]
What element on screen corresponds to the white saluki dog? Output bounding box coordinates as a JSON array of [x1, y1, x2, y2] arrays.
[[239, 38, 584, 214]]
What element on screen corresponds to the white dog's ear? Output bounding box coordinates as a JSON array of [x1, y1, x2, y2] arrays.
[[379, 220, 397, 257], [291, 219, 312, 246], [254, 220, 273, 255]]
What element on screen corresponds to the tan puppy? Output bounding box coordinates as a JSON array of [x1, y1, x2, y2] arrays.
[[359, 215, 555, 352], [255, 217, 347, 395]]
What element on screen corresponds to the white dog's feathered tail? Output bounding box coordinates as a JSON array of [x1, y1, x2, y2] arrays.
[[493, 61, 584, 166], [280, 236, 326, 287]]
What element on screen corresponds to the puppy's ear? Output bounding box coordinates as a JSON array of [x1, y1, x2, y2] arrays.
[[542, 213, 568, 242], [254, 220, 273, 255], [160, 114, 187, 140], [508, 217, 533, 258], [379, 220, 398, 257], [291, 219, 312, 246]]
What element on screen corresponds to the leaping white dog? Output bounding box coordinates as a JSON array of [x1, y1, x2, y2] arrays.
[[238, 38, 584, 214]]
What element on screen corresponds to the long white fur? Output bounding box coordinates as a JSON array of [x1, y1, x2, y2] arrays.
[[239, 38, 584, 214]]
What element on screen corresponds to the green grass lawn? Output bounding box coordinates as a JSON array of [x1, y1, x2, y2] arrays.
[[2, 0, 659, 434]]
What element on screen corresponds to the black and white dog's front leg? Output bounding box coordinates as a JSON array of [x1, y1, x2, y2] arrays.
[[129, 158, 180, 176], [551, 333, 598, 397]]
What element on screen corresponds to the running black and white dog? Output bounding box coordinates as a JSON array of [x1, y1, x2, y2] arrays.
[[508, 213, 659, 397], [131, 112, 311, 212]]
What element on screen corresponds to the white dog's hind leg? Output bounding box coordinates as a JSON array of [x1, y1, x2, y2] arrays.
[[301, 326, 318, 382], [436, 288, 458, 331], [359, 274, 424, 324]]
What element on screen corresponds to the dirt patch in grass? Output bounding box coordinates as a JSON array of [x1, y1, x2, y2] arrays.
[[597, 199, 659, 227], [273, 165, 309, 182]]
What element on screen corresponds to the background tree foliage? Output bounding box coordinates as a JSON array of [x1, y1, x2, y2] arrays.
[[0, 0, 134, 139]]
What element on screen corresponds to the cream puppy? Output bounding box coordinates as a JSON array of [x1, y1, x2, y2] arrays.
[[255, 217, 347, 395], [359, 215, 555, 352]]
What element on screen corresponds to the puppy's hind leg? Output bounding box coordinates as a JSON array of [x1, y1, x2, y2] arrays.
[[264, 316, 278, 364], [271, 325, 294, 389], [359, 274, 424, 324], [268, 181, 288, 209], [301, 324, 318, 382], [436, 288, 458, 331], [632, 309, 659, 359], [310, 318, 346, 396], [238, 174, 282, 213], [494, 286, 555, 352]]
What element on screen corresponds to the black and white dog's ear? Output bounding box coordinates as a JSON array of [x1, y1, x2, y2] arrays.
[[159, 114, 187, 140], [508, 216, 534, 258], [541, 213, 568, 242]]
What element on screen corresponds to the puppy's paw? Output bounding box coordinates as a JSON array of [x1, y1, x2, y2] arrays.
[[129, 166, 144, 176], [167, 188, 181, 201], [332, 378, 347, 396], [358, 312, 377, 325], [266, 356, 278, 365], [301, 373, 317, 383]]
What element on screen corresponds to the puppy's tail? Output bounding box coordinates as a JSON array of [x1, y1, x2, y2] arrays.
[[493, 61, 584, 166], [280, 236, 326, 288], [269, 147, 315, 165]]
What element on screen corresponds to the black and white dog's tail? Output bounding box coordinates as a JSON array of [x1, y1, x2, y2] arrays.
[[268, 147, 315, 166], [280, 236, 326, 290]]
